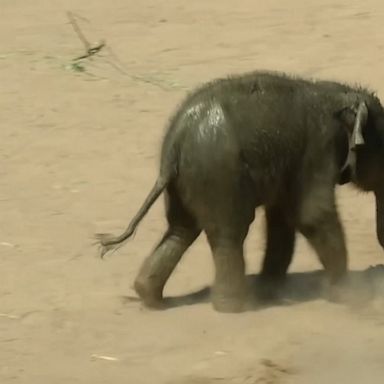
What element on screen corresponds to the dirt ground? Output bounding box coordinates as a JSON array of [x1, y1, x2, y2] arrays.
[[2, 0, 384, 383]]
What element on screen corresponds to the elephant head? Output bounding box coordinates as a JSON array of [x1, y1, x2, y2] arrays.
[[339, 96, 384, 247]]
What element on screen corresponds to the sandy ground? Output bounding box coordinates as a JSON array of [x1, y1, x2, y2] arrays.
[[2, 0, 384, 383]]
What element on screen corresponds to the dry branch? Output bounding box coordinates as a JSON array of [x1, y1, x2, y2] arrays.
[[67, 11, 105, 61]]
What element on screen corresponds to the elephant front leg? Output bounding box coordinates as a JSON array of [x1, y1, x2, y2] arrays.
[[300, 213, 347, 283], [298, 196, 348, 301], [259, 205, 296, 300]]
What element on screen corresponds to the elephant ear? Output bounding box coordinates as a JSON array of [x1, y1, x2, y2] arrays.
[[351, 101, 368, 148], [337, 101, 368, 181], [337, 101, 368, 148]]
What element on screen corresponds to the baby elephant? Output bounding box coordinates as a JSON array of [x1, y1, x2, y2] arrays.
[[97, 71, 384, 313]]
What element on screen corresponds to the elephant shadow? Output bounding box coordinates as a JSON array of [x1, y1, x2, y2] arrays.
[[122, 264, 384, 311]]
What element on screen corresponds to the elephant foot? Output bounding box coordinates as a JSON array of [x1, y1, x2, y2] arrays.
[[134, 278, 166, 310], [257, 274, 286, 302], [211, 286, 247, 313], [326, 276, 374, 307], [212, 296, 245, 313]]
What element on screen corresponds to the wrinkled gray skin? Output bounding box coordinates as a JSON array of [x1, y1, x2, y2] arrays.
[[97, 71, 384, 313]]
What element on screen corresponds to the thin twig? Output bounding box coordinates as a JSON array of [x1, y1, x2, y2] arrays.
[[65, 11, 183, 90], [67, 11, 105, 61], [69, 11, 91, 24], [74, 41, 105, 61], [67, 11, 91, 52]]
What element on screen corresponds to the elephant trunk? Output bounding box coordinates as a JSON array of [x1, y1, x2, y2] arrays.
[[375, 189, 384, 248]]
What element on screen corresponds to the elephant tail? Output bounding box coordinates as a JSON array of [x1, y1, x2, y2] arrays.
[[96, 174, 170, 258]]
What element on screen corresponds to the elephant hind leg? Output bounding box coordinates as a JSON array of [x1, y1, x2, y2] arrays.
[[205, 232, 248, 313], [259, 204, 296, 300], [260, 205, 296, 280], [134, 184, 200, 308], [202, 193, 256, 313]]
